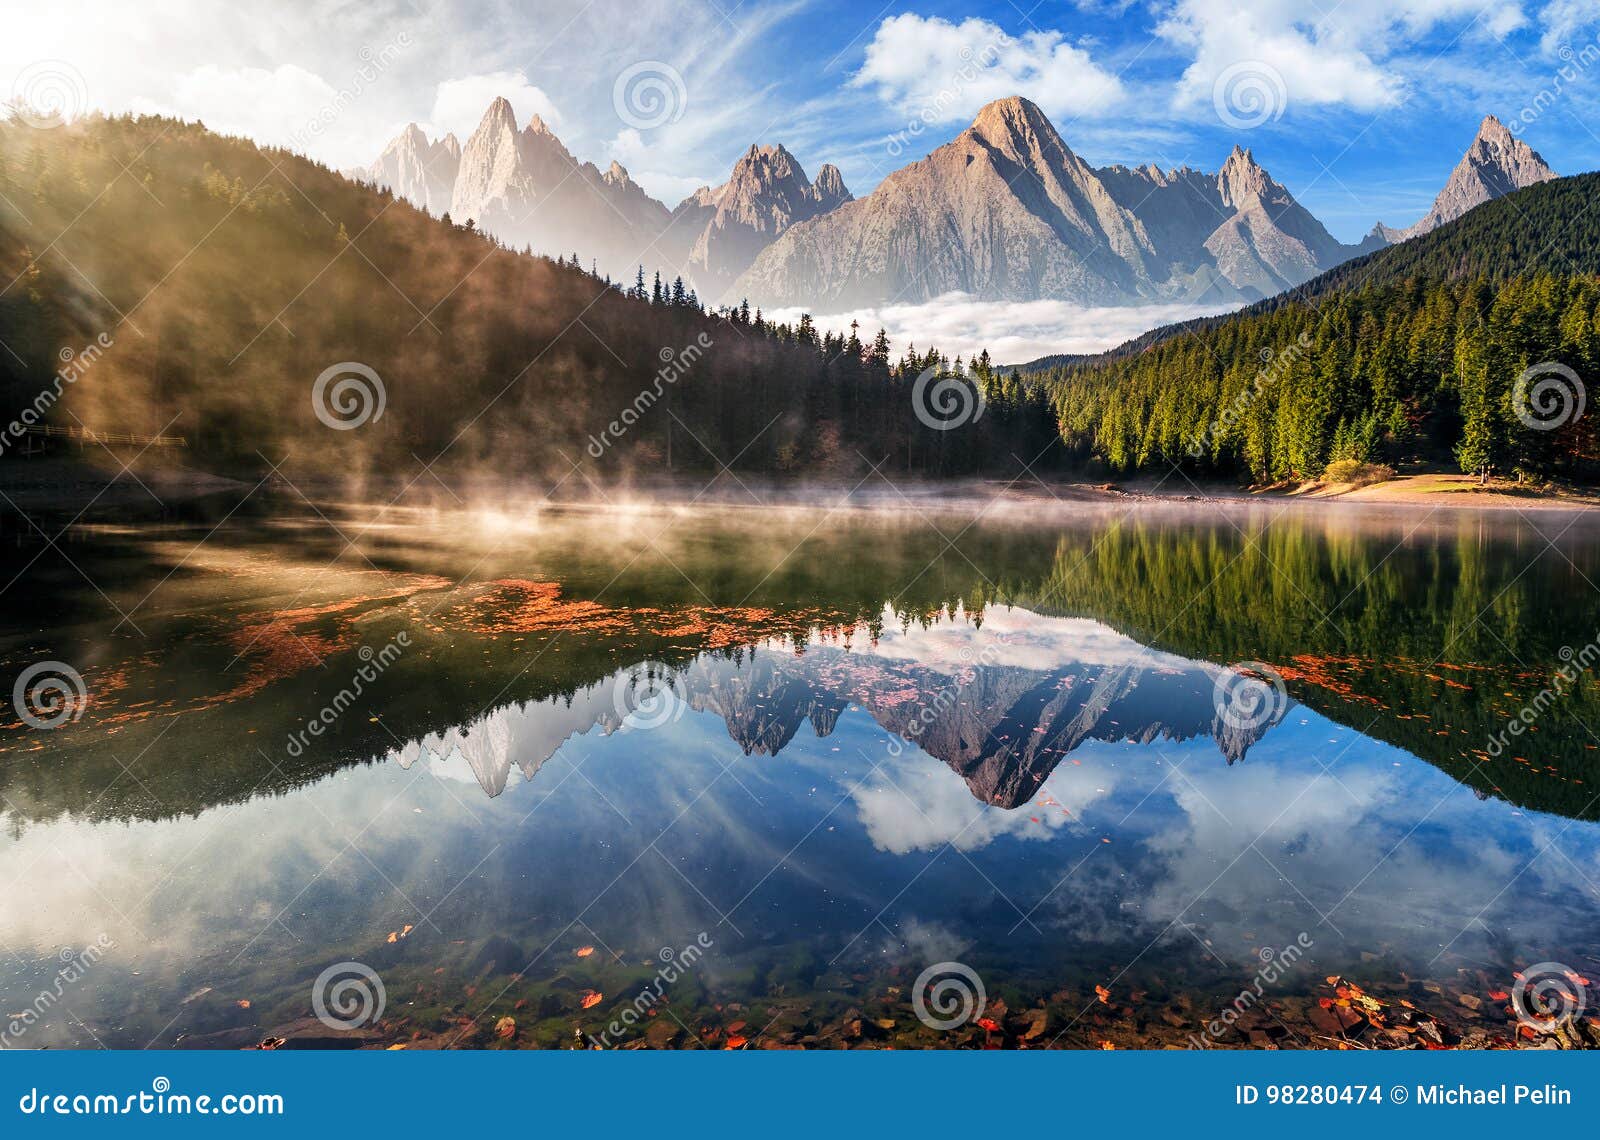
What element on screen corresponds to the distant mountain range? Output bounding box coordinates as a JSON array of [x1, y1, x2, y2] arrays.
[[350, 97, 1554, 310]]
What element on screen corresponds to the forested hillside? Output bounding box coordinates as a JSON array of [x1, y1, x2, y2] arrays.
[[1040, 174, 1600, 483], [0, 113, 1059, 483]]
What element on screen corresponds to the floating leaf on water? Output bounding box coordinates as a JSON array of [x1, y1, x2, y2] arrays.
[[575, 946, 595, 958], [581, 991, 604, 1009], [495, 1016, 516, 1039]]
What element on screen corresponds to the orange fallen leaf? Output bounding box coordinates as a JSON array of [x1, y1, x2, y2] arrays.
[[1487, 989, 1509, 1001], [1098, 1040, 1115, 1050], [727, 1020, 747, 1034], [386, 1044, 407, 1050], [236, 999, 251, 1009], [976, 1018, 1000, 1032], [725, 1035, 748, 1049], [495, 1016, 516, 1039], [581, 991, 604, 1009], [1094, 984, 1111, 1004], [575, 946, 595, 958]]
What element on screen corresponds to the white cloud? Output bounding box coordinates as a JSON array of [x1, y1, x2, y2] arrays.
[[427, 70, 562, 142], [852, 14, 1124, 125], [1535, 0, 1600, 53], [849, 747, 1115, 854], [1161, 0, 1529, 117], [768, 293, 1243, 366], [169, 63, 340, 145], [606, 127, 716, 204]]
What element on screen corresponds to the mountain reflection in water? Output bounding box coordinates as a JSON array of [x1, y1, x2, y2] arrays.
[[398, 608, 1286, 811], [3, 502, 1600, 1050]]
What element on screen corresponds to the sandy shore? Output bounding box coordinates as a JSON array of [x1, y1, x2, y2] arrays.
[[1118, 472, 1600, 511]]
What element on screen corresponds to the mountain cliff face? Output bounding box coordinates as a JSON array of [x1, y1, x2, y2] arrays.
[[664, 144, 853, 303], [1375, 115, 1556, 242], [733, 97, 1157, 309], [444, 98, 670, 277], [1097, 145, 1352, 299], [354, 123, 460, 216], [732, 96, 1365, 309]]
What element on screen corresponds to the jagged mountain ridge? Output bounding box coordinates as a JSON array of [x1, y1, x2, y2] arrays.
[[352, 98, 1557, 314], [347, 123, 460, 216], [663, 143, 853, 302], [384, 643, 1287, 808], [354, 103, 852, 294], [732, 96, 1372, 309]]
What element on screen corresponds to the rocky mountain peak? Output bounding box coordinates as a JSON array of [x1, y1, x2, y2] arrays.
[[810, 163, 850, 208], [967, 95, 1063, 155], [662, 140, 854, 303], [480, 96, 518, 134], [1217, 144, 1274, 207], [1377, 113, 1556, 242], [1475, 113, 1512, 144], [525, 113, 553, 136]]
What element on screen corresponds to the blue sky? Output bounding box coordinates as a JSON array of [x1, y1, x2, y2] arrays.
[[7, 0, 1600, 240]]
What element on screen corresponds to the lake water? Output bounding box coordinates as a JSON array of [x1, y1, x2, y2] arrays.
[[3, 496, 1599, 1049]]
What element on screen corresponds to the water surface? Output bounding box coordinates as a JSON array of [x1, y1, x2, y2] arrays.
[[3, 499, 1598, 1049]]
